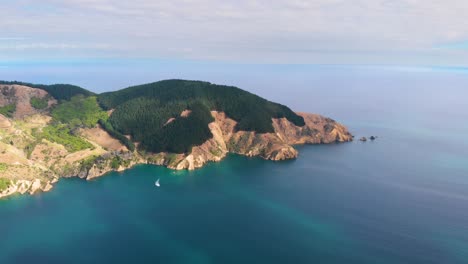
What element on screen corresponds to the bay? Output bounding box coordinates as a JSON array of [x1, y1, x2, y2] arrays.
[[1, 66, 468, 263]]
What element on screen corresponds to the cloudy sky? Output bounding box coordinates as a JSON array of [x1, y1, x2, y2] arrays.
[[0, 0, 467, 66]]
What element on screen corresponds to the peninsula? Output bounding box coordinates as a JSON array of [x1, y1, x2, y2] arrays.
[[0, 80, 352, 198]]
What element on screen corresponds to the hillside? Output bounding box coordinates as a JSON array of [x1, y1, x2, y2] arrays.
[[98, 80, 305, 153], [0, 81, 95, 101], [0, 80, 352, 199]]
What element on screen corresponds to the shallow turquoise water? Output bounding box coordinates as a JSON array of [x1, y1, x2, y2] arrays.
[[1, 67, 468, 263]]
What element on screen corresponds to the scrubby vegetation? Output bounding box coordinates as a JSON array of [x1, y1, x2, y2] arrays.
[[36, 124, 94, 152], [109, 155, 131, 169], [110, 156, 121, 169], [51, 95, 108, 128], [30, 95, 105, 153], [0, 177, 10, 191], [98, 80, 304, 153], [0, 81, 94, 101], [0, 103, 16, 117], [30, 97, 49, 110], [80, 155, 98, 171], [0, 163, 7, 172]]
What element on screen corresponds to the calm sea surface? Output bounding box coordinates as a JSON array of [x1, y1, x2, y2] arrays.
[[1, 66, 468, 263]]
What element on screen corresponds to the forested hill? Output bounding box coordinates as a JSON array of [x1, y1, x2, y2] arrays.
[[98, 80, 305, 153], [0, 81, 94, 101], [1, 79, 305, 154]]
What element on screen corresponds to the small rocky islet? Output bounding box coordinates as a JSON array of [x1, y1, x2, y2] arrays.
[[359, 136, 378, 142]]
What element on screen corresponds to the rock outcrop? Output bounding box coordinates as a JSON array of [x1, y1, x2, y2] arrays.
[[0, 178, 57, 199]]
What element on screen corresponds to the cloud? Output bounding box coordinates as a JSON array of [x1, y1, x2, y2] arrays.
[[0, 37, 27, 41], [0, 0, 467, 65], [0, 43, 110, 50]]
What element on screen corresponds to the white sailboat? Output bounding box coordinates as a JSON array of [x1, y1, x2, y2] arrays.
[[155, 178, 160, 187]]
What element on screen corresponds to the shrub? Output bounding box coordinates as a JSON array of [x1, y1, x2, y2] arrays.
[[30, 97, 49, 109], [0, 177, 10, 191], [52, 95, 108, 128], [0, 103, 16, 117], [38, 124, 94, 152]]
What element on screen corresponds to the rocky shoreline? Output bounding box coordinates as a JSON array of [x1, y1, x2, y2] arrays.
[[0, 111, 352, 199], [0, 178, 56, 199]]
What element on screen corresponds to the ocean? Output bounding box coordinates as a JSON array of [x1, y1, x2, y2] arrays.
[[1, 65, 467, 263]]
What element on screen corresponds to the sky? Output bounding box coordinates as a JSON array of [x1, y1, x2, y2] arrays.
[[0, 0, 468, 91]]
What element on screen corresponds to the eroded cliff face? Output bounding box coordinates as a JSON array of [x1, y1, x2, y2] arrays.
[[148, 111, 353, 170], [272, 112, 353, 144], [0, 85, 56, 118]]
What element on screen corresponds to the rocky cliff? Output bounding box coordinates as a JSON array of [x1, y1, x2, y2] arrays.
[[147, 111, 353, 170]]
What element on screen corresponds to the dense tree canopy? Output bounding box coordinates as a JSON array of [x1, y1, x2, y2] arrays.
[[99, 80, 304, 127]]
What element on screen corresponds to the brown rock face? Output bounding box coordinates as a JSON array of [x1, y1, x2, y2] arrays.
[[0, 114, 11, 129], [0, 85, 56, 118], [154, 111, 352, 170], [273, 113, 353, 144]]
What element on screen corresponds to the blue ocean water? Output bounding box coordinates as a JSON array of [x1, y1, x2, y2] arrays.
[[1, 66, 468, 263]]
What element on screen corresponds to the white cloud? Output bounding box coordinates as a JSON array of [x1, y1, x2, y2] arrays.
[[0, 43, 110, 50], [0, 0, 467, 65]]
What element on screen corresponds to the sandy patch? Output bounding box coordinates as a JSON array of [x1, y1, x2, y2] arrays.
[[180, 110, 192, 117], [0, 114, 11, 129], [164, 117, 176, 126]]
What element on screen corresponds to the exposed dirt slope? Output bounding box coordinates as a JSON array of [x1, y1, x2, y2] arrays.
[[0, 85, 56, 118]]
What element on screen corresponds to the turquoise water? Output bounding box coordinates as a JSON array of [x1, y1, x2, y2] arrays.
[[1, 67, 468, 263]]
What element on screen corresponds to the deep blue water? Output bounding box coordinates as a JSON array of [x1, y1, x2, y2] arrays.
[[1, 66, 468, 263]]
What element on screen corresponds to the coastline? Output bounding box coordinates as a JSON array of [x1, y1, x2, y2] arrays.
[[0, 111, 352, 199]]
